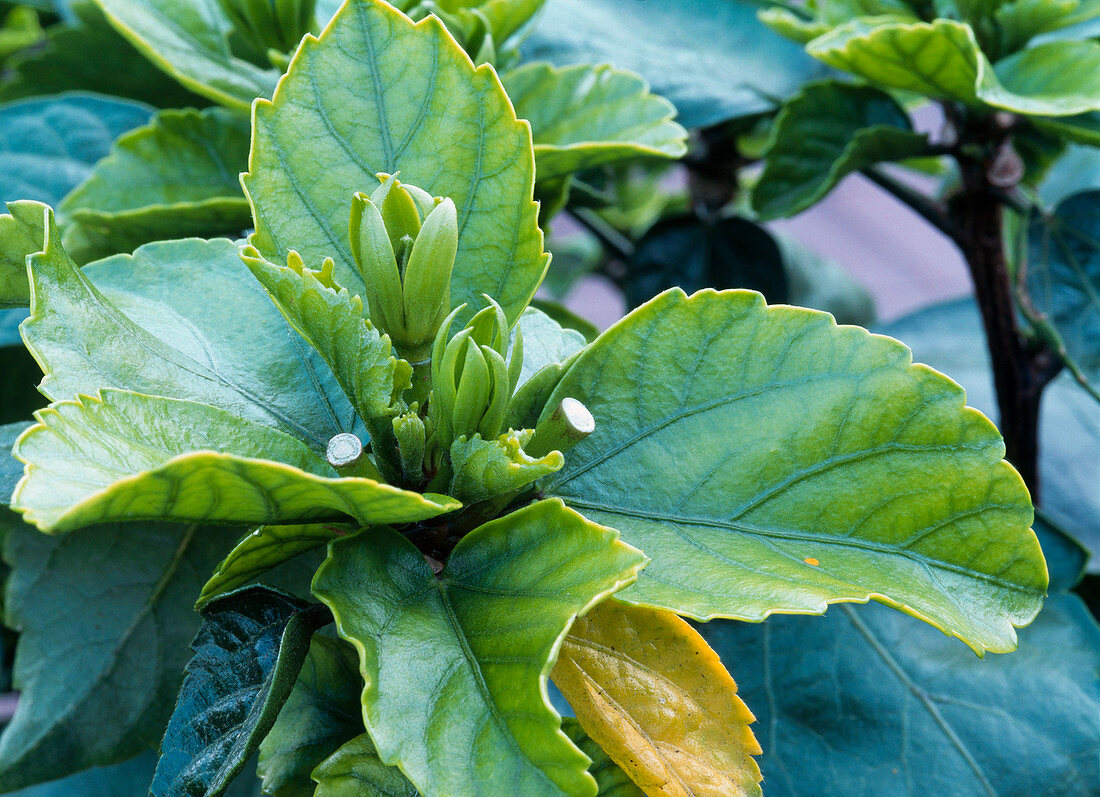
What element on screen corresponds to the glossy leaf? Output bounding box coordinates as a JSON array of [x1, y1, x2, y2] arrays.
[[244, 0, 547, 326], [522, 0, 825, 128], [22, 226, 362, 449], [501, 62, 686, 181], [0, 521, 246, 790], [59, 107, 251, 257], [753, 80, 929, 219], [553, 600, 762, 797], [0, 201, 45, 307], [92, 0, 280, 111], [11, 388, 459, 532], [311, 734, 417, 797], [542, 289, 1045, 654], [448, 430, 563, 503], [560, 721, 644, 797], [0, 92, 152, 207], [152, 587, 325, 797], [312, 500, 647, 796], [698, 594, 1100, 796], [198, 524, 345, 610], [258, 637, 364, 797], [979, 40, 1100, 117]]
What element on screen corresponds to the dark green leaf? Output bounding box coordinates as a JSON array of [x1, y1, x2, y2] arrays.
[[0, 420, 32, 502], [698, 594, 1100, 796], [0, 521, 246, 790], [522, 0, 825, 128], [6, 752, 159, 797], [258, 636, 364, 797], [312, 500, 647, 796], [753, 80, 928, 219], [1034, 112, 1100, 148], [311, 734, 417, 797], [151, 587, 327, 797]]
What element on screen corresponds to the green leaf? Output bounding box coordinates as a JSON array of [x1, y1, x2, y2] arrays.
[[0, 1, 209, 108], [542, 289, 1045, 655], [1034, 112, 1100, 148], [0, 521, 246, 790], [753, 80, 929, 219], [243, 0, 548, 326], [240, 247, 410, 424], [0, 93, 152, 207], [59, 107, 251, 258], [22, 226, 362, 449], [311, 734, 417, 797], [312, 499, 647, 796], [258, 636, 365, 797], [11, 388, 458, 532], [0, 421, 32, 501], [995, 0, 1083, 52], [152, 587, 327, 797], [559, 721, 644, 797], [523, 0, 825, 128], [500, 62, 686, 182], [0, 201, 46, 307], [198, 524, 346, 610], [514, 305, 586, 388], [698, 593, 1100, 796], [5, 754, 269, 796], [448, 430, 563, 503], [437, 0, 546, 45], [91, 0, 280, 111], [978, 40, 1100, 116]]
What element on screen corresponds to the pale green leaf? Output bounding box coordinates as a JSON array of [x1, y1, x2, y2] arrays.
[[91, 0, 280, 111], [560, 721, 645, 797], [756, 7, 830, 44], [514, 305, 586, 388], [978, 40, 1100, 116], [259, 636, 365, 797], [243, 0, 548, 326], [198, 524, 345, 610], [501, 62, 687, 182], [753, 80, 929, 219], [542, 289, 1045, 654], [59, 107, 252, 257], [311, 734, 417, 797], [11, 388, 459, 532], [553, 600, 762, 797], [0, 521, 247, 790], [995, 0, 1082, 52], [0, 200, 46, 307], [312, 499, 647, 796], [448, 430, 563, 503]]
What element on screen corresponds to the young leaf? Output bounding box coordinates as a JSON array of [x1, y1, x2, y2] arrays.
[[513, 305, 587, 388], [500, 62, 687, 181], [21, 227, 361, 449], [92, 0, 281, 111], [198, 524, 347, 610], [553, 600, 762, 797], [0, 521, 247, 791], [699, 594, 1100, 796], [753, 80, 929, 220], [11, 389, 459, 532], [311, 734, 417, 797], [243, 0, 548, 326], [151, 587, 329, 797], [259, 637, 365, 797], [59, 107, 252, 258], [312, 499, 647, 797], [541, 289, 1046, 655], [0, 200, 46, 307], [560, 720, 645, 797], [448, 430, 563, 503], [977, 40, 1100, 117]]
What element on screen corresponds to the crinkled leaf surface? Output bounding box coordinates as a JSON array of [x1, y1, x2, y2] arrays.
[[500, 62, 686, 181], [311, 734, 417, 797], [0, 521, 246, 790], [522, 0, 824, 128], [753, 80, 929, 219], [244, 0, 547, 326], [698, 594, 1100, 796], [11, 388, 458, 532], [258, 636, 365, 797], [152, 587, 325, 797], [448, 430, 563, 503], [553, 600, 762, 797], [92, 0, 280, 111], [312, 500, 647, 796], [59, 107, 251, 257], [542, 289, 1045, 654], [198, 524, 345, 610], [21, 227, 361, 448], [560, 720, 644, 797]]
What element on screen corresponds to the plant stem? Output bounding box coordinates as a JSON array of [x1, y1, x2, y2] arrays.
[[863, 166, 955, 239], [567, 207, 635, 261]]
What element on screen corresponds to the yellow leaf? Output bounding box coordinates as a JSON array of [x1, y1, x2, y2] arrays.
[[553, 600, 762, 797]]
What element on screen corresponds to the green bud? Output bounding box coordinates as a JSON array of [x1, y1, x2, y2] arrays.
[[217, 0, 317, 55], [371, 174, 422, 257], [392, 409, 427, 486], [401, 198, 456, 351], [349, 192, 404, 337]]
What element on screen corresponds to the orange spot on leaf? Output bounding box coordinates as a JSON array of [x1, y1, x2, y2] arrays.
[[804, 557, 819, 566]]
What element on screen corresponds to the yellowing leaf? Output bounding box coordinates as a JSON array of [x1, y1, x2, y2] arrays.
[[553, 600, 762, 797]]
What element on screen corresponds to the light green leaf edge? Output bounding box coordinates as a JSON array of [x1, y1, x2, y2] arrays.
[[312, 499, 648, 797], [242, 0, 549, 327], [542, 288, 1046, 655], [0, 200, 46, 307], [501, 61, 688, 181], [10, 388, 459, 532]]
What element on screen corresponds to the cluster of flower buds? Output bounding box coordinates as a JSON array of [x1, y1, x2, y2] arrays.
[[349, 174, 458, 364], [429, 299, 523, 452], [404, 2, 500, 65], [217, 0, 317, 57]]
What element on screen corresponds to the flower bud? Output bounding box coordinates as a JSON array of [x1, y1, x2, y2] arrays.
[[217, 0, 317, 56]]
